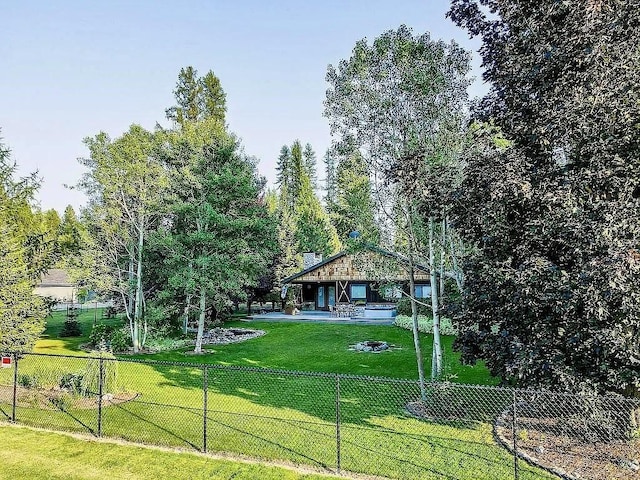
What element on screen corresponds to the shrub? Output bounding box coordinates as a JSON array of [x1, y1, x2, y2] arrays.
[[89, 324, 111, 348], [393, 314, 458, 336], [82, 351, 119, 395], [59, 372, 84, 395], [18, 373, 40, 389], [109, 326, 131, 352], [395, 296, 432, 316], [60, 318, 82, 337]]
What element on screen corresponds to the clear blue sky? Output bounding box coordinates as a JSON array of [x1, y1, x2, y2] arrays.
[[0, 0, 487, 213]]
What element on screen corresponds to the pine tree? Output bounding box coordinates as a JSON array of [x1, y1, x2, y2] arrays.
[[165, 66, 227, 126], [331, 152, 379, 243], [0, 134, 45, 351], [302, 143, 317, 190]]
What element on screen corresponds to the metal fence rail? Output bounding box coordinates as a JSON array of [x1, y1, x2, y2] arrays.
[[0, 351, 638, 480]]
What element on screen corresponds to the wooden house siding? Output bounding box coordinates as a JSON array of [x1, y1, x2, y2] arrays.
[[290, 252, 430, 283]]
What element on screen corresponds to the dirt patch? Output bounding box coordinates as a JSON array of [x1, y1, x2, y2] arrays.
[[0, 385, 137, 410], [495, 411, 640, 479]]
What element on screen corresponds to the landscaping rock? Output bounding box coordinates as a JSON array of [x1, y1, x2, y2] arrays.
[[199, 327, 265, 345]]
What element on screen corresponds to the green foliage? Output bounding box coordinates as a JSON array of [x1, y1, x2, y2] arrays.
[[394, 315, 458, 336], [59, 318, 82, 337], [165, 66, 227, 125], [395, 297, 431, 316], [448, 1, 640, 395], [88, 323, 110, 347], [329, 151, 379, 243], [109, 326, 131, 353], [59, 372, 84, 395], [273, 140, 341, 287], [0, 133, 46, 351], [82, 351, 118, 395]]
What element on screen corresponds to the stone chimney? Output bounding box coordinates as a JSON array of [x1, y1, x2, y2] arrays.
[[303, 252, 323, 270]]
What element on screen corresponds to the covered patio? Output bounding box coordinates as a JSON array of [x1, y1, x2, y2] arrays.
[[246, 310, 395, 325]]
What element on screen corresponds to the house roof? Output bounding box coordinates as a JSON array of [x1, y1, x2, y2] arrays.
[[282, 245, 429, 284], [282, 251, 348, 284], [38, 269, 73, 287]]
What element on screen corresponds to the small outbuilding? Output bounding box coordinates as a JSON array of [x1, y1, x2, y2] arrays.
[[34, 269, 76, 302]]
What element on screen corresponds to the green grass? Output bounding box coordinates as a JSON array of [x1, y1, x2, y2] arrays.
[[127, 320, 496, 385], [0, 309, 554, 479], [36, 308, 122, 356], [0, 425, 338, 480]]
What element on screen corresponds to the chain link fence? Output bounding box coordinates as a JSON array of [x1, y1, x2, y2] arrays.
[[0, 351, 638, 479]]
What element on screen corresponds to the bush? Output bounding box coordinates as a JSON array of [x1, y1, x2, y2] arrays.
[[88, 324, 131, 352], [59, 372, 84, 395], [109, 326, 131, 352], [89, 324, 111, 348], [393, 314, 458, 336], [60, 318, 82, 337], [395, 296, 432, 316], [82, 351, 119, 395]]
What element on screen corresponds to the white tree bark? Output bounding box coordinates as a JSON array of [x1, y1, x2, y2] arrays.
[[429, 216, 443, 379], [194, 285, 206, 354], [132, 216, 145, 353]]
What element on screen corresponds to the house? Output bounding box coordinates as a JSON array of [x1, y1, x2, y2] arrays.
[[282, 247, 431, 314], [34, 269, 76, 303]]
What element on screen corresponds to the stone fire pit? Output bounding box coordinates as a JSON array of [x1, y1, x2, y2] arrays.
[[350, 340, 391, 353]]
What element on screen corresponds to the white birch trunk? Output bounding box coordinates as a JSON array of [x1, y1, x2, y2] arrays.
[[194, 285, 206, 354], [429, 216, 443, 379], [408, 266, 427, 401], [439, 216, 446, 302], [133, 216, 145, 352], [183, 260, 193, 334]]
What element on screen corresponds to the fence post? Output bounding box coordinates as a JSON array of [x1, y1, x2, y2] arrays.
[[512, 389, 519, 480], [11, 353, 18, 423], [97, 356, 104, 437], [335, 374, 341, 474], [203, 366, 208, 454]]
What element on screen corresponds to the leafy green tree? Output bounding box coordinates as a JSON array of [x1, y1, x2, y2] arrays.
[[448, 0, 640, 396], [165, 66, 227, 126], [323, 150, 337, 206], [325, 25, 471, 386], [79, 125, 168, 352]]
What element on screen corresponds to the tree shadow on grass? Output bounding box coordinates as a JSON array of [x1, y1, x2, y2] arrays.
[[136, 360, 520, 478]]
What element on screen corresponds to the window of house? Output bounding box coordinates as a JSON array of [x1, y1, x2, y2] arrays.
[[381, 285, 402, 300], [414, 284, 431, 299], [350, 284, 367, 301]]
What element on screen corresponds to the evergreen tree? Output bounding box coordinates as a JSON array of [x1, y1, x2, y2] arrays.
[[165, 66, 227, 126], [0, 134, 45, 351], [275, 145, 291, 190], [331, 152, 379, 243], [161, 120, 276, 353], [302, 143, 317, 190]]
